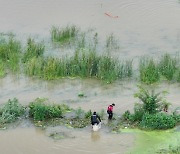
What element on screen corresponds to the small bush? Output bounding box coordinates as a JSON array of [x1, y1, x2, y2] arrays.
[[134, 86, 165, 114], [140, 113, 176, 130], [29, 98, 63, 121], [0, 98, 25, 124], [122, 110, 131, 120]]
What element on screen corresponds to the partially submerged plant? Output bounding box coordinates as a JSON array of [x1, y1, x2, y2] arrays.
[[158, 53, 177, 81], [139, 58, 160, 84], [51, 25, 79, 44], [22, 38, 45, 63], [105, 33, 119, 50], [0, 98, 25, 124]]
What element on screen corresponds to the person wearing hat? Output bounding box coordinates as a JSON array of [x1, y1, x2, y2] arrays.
[[107, 103, 115, 120]]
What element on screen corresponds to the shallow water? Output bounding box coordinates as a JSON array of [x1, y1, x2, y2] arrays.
[[0, 125, 134, 154], [0, 0, 180, 153]]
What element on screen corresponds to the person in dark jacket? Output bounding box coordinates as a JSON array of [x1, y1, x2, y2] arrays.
[[107, 103, 115, 120], [91, 112, 101, 126]]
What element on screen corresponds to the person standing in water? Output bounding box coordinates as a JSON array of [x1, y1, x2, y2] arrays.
[[91, 112, 101, 126], [107, 103, 115, 120]]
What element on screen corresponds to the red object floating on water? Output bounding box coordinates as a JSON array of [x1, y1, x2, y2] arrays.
[[104, 13, 119, 18]]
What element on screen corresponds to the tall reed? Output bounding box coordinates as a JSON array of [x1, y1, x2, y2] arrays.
[[51, 25, 79, 44], [25, 50, 132, 83], [158, 53, 177, 80], [22, 38, 45, 63], [105, 33, 119, 50], [0, 36, 21, 72], [139, 58, 160, 84]]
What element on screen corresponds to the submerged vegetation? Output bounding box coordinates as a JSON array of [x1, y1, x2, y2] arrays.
[[0, 98, 25, 126], [139, 58, 160, 84], [0, 26, 180, 85], [24, 49, 133, 82], [0, 36, 21, 73], [51, 25, 79, 45]]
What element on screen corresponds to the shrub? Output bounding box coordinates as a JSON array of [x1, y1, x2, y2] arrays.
[[134, 86, 166, 114], [29, 98, 63, 121], [0, 98, 25, 124], [132, 103, 144, 121], [140, 113, 176, 130], [122, 110, 131, 120]]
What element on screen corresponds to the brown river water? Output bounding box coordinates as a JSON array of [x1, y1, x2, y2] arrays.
[[0, 0, 180, 153]]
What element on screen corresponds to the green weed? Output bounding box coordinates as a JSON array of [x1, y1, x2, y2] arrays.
[[51, 25, 79, 44], [159, 54, 177, 80], [139, 58, 160, 84], [0, 98, 25, 124], [22, 38, 45, 63]]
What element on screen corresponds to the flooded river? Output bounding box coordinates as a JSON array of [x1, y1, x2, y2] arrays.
[[0, 0, 180, 153], [0, 0, 180, 58]]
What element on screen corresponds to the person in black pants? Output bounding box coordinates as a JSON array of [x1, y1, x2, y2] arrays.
[[91, 112, 101, 126], [107, 103, 115, 120]]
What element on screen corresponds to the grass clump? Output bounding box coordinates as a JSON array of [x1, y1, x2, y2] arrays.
[[29, 98, 67, 121], [158, 54, 177, 81], [22, 38, 45, 63], [0, 98, 25, 125], [105, 33, 119, 50], [0, 36, 21, 72], [139, 58, 160, 84], [24, 50, 132, 83], [51, 25, 79, 44]]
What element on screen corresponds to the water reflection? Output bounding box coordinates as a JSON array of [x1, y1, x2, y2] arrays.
[[91, 131, 101, 142]]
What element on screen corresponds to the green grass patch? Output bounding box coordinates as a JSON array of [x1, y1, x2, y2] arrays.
[[158, 54, 177, 80], [29, 98, 71, 121], [51, 25, 79, 45], [24, 49, 133, 82], [22, 38, 45, 63], [0, 36, 21, 72], [140, 113, 176, 130], [0, 98, 25, 125], [139, 58, 160, 84]]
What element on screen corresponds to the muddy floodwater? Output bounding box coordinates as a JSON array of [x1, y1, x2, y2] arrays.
[[0, 125, 134, 154], [0, 0, 180, 153]]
